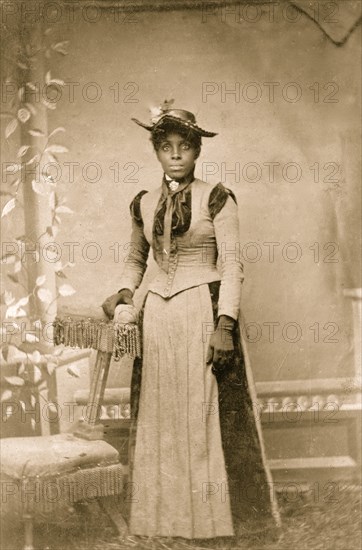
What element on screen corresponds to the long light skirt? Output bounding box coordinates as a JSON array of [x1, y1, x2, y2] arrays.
[[129, 285, 234, 538]]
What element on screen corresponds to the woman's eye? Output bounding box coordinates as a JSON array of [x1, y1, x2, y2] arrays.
[[182, 144, 191, 150], [162, 144, 170, 151]]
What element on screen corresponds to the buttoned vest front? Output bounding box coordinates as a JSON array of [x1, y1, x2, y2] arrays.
[[140, 179, 221, 298]]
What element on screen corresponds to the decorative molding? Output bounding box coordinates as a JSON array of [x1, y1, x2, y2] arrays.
[[256, 377, 362, 411], [256, 377, 361, 396]]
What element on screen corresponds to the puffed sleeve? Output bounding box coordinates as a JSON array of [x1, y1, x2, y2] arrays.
[[118, 190, 150, 294], [209, 183, 244, 321]]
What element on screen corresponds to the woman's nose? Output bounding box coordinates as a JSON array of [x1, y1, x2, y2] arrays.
[[171, 147, 181, 159]]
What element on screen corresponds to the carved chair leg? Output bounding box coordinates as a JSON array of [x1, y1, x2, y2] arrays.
[[98, 495, 128, 538]]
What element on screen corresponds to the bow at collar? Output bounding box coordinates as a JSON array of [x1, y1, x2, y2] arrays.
[[153, 172, 193, 237], [152, 171, 193, 271]]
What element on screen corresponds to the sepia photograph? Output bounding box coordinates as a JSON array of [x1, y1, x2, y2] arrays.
[[0, 1, 361, 549]]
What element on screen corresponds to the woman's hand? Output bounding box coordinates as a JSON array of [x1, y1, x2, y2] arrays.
[[101, 289, 134, 319], [206, 315, 236, 374]]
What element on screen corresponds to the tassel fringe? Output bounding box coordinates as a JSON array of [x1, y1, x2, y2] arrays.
[[53, 316, 141, 359]]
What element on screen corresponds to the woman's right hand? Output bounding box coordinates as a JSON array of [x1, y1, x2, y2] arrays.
[[101, 289, 134, 319]]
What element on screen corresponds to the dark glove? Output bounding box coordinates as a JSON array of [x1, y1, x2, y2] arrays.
[[101, 288, 134, 319], [206, 315, 236, 374]]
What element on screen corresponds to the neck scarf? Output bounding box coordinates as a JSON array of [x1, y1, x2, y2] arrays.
[[152, 171, 194, 271]]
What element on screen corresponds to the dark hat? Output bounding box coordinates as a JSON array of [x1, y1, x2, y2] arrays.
[[132, 100, 217, 138]]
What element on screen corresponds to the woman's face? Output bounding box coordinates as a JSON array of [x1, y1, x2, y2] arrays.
[[156, 132, 198, 180]]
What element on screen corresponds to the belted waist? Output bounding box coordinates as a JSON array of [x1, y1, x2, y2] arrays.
[[154, 245, 218, 270], [147, 265, 221, 299]]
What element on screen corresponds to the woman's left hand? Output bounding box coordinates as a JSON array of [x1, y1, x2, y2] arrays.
[[206, 315, 236, 373]]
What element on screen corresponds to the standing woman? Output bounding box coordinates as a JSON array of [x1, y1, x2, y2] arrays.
[[102, 102, 280, 540]]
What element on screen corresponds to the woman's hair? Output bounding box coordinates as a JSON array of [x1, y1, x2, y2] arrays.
[[151, 121, 202, 158]]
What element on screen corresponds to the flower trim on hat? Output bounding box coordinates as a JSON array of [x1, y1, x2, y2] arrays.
[[150, 99, 175, 123]]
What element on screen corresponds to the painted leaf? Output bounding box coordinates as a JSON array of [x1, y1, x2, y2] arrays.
[[1, 198, 16, 218], [58, 284, 76, 296], [18, 296, 29, 307], [37, 287, 53, 304], [5, 118, 18, 139], [26, 154, 41, 165], [17, 145, 30, 158], [33, 366, 42, 383], [32, 178, 47, 196], [28, 129, 45, 137], [55, 205, 73, 214], [4, 290, 15, 306], [46, 152, 58, 164], [14, 261, 22, 273], [7, 273, 19, 284], [46, 225, 58, 238], [4, 376, 25, 387], [49, 191, 56, 210], [36, 275, 46, 286], [48, 127, 65, 139], [29, 350, 41, 364], [51, 41, 69, 55], [6, 305, 27, 318], [5, 163, 21, 174], [10, 178, 20, 189], [17, 108, 31, 123], [1, 344, 9, 361], [49, 79, 65, 87], [5, 305, 17, 318], [1, 390, 13, 401], [46, 144, 68, 154]]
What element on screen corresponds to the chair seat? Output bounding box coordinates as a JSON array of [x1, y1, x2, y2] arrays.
[[0, 434, 125, 519], [0, 433, 119, 480]]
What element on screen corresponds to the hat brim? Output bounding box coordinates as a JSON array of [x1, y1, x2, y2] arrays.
[[131, 116, 217, 138]]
